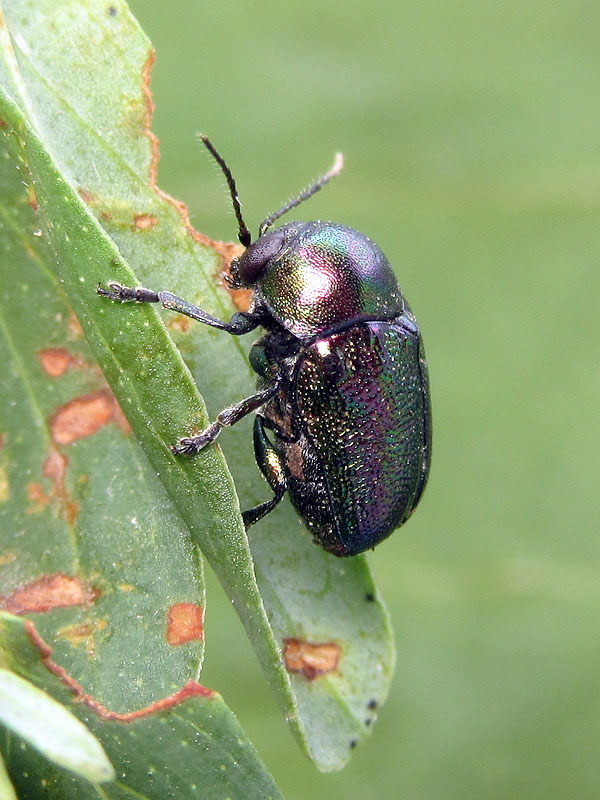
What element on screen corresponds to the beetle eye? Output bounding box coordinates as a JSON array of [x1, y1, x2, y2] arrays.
[[237, 229, 286, 285]]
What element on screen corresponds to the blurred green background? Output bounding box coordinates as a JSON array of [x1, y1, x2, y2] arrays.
[[127, 1, 600, 797]]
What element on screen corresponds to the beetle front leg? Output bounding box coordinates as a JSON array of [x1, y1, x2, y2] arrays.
[[172, 382, 281, 456], [97, 282, 260, 335], [242, 416, 288, 529]]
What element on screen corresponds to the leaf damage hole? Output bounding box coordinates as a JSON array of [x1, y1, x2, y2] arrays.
[[283, 638, 341, 681], [25, 620, 215, 720], [0, 574, 99, 615], [140, 49, 240, 274], [166, 603, 205, 646], [50, 388, 130, 445]]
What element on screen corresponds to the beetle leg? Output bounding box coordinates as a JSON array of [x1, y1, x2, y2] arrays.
[[172, 382, 281, 456], [242, 416, 288, 528], [97, 282, 260, 335]]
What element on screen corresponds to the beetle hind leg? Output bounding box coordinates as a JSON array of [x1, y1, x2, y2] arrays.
[[243, 416, 288, 529]]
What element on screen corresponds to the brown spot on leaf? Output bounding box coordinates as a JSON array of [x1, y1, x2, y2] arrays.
[[0, 463, 8, 502], [50, 388, 129, 445], [42, 448, 79, 524], [43, 447, 67, 485], [37, 348, 75, 377], [1, 574, 99, 615], [227, 284, 253, 313], [0, 551, 16, 567], [166, 315, 190, 333], [100, 210, 112, 222], [67, 311, 83, 340], [214, 256, 253, 313], [28, 184, 38, 212], [78, 187, 97, 205], [56, 618, 108, 657], [133, 213, 158, 231], [26, 482, 52, 513], [166, 603, 204, 646], [26, 620, 215, 718], [283, 638, 341, 680]]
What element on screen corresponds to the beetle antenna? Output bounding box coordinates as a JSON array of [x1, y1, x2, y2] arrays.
[[259, 152, 344, 237], [200, 135, 252, 247]]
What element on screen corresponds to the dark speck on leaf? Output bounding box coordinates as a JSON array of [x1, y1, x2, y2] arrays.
[[349, 739, 357, 749], [367, 699, 377, 710], [107, 5, 117, 15], [365, 592, 375, 602]]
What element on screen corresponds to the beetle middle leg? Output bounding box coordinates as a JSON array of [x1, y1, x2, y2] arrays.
[[172, 381, 282, 455], [242, 415, 288, 529]]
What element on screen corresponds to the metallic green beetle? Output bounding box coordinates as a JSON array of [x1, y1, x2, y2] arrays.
[[99, 138, 431, 556]]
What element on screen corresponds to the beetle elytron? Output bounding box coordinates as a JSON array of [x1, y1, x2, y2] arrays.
[[99, 137, 431, 556]]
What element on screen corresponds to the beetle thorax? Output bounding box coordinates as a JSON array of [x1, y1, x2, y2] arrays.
[[254, 221, 404, 338]]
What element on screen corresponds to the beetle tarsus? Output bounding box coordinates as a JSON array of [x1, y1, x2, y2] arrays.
[[171, 421, 223, 456], [97, 283, 160, 303]]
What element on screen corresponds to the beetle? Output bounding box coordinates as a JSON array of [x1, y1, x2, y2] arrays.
[[98, 137, 431, 556]]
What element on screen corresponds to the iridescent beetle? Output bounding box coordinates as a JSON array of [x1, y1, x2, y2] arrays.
[[99, 138, 431, 556]]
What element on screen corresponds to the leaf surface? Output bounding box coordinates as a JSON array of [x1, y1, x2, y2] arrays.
[[0, 613, 282, 800]]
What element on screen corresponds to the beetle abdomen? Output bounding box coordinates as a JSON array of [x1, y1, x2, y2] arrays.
[[292, 320, 431, 555]]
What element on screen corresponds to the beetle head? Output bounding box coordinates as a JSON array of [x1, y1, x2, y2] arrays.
[[235, 227, 287, 286]]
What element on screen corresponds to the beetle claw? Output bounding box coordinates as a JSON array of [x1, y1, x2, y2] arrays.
[[171, 422, 222, 456]]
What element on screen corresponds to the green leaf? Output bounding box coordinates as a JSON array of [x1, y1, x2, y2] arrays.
[[0, 74, 280, 800], [0, 0, 395, 773], [0, 613, 282, 799], [0, 751, 17, 800], [0, 668, 114, 784]]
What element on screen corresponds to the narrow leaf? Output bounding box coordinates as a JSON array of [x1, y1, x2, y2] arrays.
[[0, 751, 17, 800], [0, 613, 282, 800], [0, 668, 114, 784]]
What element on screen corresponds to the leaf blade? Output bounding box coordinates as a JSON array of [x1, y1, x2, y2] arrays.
[[0, 668, 115, 784], [0, 613, 282, 800]]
